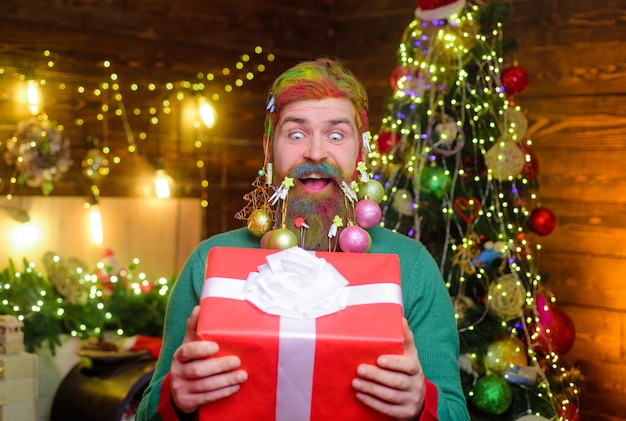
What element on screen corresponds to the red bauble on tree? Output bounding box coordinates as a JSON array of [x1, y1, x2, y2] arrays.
[[529, 207, 556, 236], [558, 399, 581, 421], [390, 65, 411, 90], [501, 65, 530, 96], [518, 142, 539, 180], [376, 130, 399, 155], [539, 307, 576, 356]]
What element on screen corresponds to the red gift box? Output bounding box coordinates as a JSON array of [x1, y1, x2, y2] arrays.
[[197, 247, 404, 421]]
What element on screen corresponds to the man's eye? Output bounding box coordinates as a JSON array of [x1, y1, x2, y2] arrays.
[[329, 132, 344, 141], [289, 131, 305, 140]]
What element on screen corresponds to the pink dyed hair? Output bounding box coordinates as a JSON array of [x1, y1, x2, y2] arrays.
[[264, 58, 369, 151]]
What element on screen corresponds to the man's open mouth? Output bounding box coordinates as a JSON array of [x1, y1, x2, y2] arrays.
[[298, 174, 333, 193]]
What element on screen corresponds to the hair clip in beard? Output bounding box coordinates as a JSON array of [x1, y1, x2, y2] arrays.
[[264, 162, 273, 185], [294, 217, 309, 247], [362, 131, 372, 154]]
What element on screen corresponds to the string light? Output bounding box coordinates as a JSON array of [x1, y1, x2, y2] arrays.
[[0, 46, 276, 204]]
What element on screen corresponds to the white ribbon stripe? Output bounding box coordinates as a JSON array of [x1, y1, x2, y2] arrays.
[[201, 276, 403, 309]]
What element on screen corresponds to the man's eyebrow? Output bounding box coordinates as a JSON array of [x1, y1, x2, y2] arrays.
[[279, 116, 353, 126], [281, 116, 307, 124], [327, 117, 352, 126]]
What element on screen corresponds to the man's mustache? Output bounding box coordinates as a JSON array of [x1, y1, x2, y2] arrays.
[[288, 162, 342, 180]]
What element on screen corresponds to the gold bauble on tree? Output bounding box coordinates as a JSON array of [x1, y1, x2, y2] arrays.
[[484, 336, 528, 375], [400, 12, 479, 93]]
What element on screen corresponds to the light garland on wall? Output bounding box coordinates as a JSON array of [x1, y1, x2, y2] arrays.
[[0, 46, 276, 209]]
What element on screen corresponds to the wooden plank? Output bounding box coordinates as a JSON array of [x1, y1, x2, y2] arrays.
[[507, 0, 626, 48], [531, 148, 626, 204], [511, 41, 626, 97], [558, 304, 622, 365], [541, 250, 626, 311], [520, 95, 626, 148], [0, 0, 332, 58], [573, 358, 626, 420], [533, 199, 626, 257]]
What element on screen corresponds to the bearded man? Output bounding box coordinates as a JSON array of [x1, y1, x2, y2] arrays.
[[136, 58, 469, 421]]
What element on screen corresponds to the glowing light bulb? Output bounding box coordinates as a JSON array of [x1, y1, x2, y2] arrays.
[[154, 169, 173, 198], [197, 95, 216, 128], [89, 204, 103, 245], [26, 79, 43, 115]]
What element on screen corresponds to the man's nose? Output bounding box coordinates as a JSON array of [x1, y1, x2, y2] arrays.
[[303, 135, 328, 162]]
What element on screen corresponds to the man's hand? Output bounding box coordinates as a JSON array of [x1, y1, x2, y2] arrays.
[[352, 318, 425, 421], [169, 306, 248, 414]]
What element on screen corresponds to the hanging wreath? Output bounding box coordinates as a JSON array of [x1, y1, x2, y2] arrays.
[[3, 117, 73, 195]]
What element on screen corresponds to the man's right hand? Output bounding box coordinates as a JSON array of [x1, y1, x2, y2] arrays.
[[169, 305, 248, 414]]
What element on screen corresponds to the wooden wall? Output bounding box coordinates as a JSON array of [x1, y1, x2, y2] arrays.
[[504, 1, 626, 419], [1, 0, 626, 419]]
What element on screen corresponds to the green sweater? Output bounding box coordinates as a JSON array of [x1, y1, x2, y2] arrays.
[[136, 226, 469, 420]]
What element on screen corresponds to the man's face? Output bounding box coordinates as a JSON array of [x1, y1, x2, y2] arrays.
[[272, 97, 360, 187], [269, 97, 361, 250]]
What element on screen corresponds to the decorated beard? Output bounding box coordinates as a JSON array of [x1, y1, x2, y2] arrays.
[[283, 162, 349, 251], [236, 136, 385, 253]]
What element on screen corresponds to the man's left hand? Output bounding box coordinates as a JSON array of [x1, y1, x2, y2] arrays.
[[352, 318, 425, 421]]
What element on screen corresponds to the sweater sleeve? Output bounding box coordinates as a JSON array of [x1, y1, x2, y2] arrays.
[[400, 242, 470, 421], [135, 229, 258, 421], [417, 379, 439, 421], [134, 245, 207, 421]]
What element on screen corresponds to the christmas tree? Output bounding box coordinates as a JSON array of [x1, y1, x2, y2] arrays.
[[368, 1, 583, 419]]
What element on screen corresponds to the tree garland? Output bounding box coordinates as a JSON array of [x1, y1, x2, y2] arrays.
[[0, 252, 175, 354]]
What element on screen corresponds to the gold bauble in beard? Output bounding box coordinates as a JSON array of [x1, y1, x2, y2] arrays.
[[247, 208, 274, 237], [357, 179, 385, 203], [267, 228, 298, 250]]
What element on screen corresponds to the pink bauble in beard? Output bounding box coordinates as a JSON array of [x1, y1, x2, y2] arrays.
[[338, 225, 372, 253], [260, 229, 274, 248], [355, 199, 382, 228]]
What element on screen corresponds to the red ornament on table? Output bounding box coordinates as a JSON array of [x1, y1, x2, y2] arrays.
[[501, 65, 530, 96], [529, 207, 556, 236]]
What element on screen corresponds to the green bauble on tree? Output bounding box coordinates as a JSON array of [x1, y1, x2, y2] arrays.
[[471, 375, 513, 415]]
